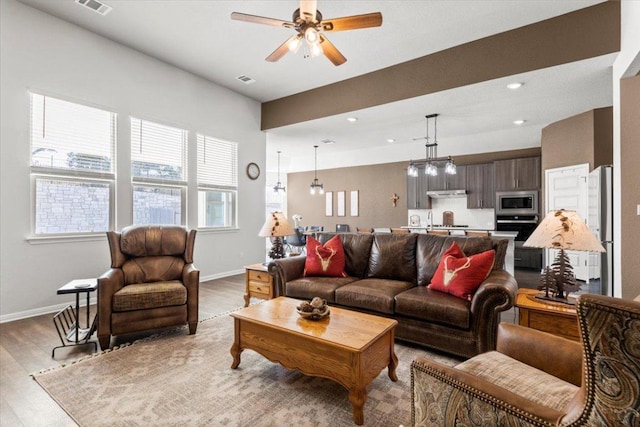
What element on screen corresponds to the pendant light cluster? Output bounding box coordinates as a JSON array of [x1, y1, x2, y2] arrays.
[[309, 145, 324, 195], [273, 150, 286, 193], [407, 114, 456, 177]]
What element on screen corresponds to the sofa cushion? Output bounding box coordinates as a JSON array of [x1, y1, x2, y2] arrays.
[[112, 280, 186, 312], [394, 286, 471, 329], [367, 233, 418, 283], [304, 236, 347, 277], [416, 235, 499, 286], [286, 276, 358, 303], [455, 351, 579, 411], [317, 233, 374, 278], [335, 278, 415, 314], [429, 242, 495, 300]]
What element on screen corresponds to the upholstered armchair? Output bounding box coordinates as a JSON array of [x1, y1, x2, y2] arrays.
[[411, 293, 640, 426], [97, 225, 199, 350]]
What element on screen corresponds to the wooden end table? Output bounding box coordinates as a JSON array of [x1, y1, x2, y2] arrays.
[[244, 263, 274, 307], [516, 288, 579, 341], [230, 297, 398, 425]]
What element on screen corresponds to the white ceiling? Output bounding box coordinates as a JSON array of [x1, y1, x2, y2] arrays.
[[17, 0, 614, 173]]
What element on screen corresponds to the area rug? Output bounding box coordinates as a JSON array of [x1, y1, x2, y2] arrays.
[[33, 311, 460, 427]]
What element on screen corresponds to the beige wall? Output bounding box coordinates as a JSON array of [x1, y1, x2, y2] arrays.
[[620, 74, 640, 299], [540, 107, 613, 213], [287, 148, 541, 231]]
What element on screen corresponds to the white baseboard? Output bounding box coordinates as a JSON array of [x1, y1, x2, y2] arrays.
[[0, 269, 246, 324]]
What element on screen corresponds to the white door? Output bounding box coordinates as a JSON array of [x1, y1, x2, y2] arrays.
[[545, 164, 589, 281]]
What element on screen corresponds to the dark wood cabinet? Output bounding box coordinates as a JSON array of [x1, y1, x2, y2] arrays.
[[494, 157, 541, 191], [426, 165, 467, 191], [406, 167, 431, 209], [466, 163, 494, 209]]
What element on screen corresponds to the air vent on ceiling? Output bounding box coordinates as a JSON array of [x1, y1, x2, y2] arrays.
[[75, 0, 112, 16], [236, 75, 256, 85], [321, 139, 335, 144]]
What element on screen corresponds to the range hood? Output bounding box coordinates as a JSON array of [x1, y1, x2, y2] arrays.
[[426, 189, 467, 198]]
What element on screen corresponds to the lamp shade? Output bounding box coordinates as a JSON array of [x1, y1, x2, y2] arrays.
[[258, 212, 294, 238], [523, 209, 605, 252]]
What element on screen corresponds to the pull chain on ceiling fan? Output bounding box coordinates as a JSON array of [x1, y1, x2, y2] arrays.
[[231, 0, 382, 66]]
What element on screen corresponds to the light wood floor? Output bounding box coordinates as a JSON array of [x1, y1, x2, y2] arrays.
[[0, 273, 517, 426], [0, 274, 247, 427]]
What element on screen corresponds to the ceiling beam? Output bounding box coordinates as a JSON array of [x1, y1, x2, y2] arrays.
[[261, 1, 620, 131]]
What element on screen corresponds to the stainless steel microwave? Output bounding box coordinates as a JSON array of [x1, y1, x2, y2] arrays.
[[495, 191, 539, 215]]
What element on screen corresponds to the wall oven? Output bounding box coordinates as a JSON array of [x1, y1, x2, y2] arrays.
[[496, 191, 538, 216], [496, 214, 542, 270]]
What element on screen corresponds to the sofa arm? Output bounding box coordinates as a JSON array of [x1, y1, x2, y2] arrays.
[[97, 268, 124, 338], [183, 263, 200, 329], [469, 269, 517, 353], [411, 357, 563, 427], [268, 256, 306, 296], [497, 323, 582, 386]]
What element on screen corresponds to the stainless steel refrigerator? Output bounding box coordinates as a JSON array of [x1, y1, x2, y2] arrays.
[[587, 165, 613, 296]]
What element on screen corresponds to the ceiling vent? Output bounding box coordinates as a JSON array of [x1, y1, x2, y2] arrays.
[[236, 75, 256, 85], [75, 0, 112, 16]]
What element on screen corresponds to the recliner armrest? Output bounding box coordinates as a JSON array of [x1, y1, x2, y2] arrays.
[[182, 263, 199, 325], [497, 323, 582, 386], [97, 268, 124, 337]]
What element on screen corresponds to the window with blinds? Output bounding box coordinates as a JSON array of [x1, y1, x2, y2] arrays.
[[30, 93, 116, 235], [197, 134, 237, 228], [131, 117, 187, 225]]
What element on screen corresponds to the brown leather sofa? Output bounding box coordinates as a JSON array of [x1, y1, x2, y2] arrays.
[[411, 294, 640, 426], [269, 232, 517, 358], [97, 225, 199, 350]]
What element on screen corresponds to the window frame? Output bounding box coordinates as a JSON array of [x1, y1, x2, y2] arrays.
[[130, 117, 188, 226], [196, 134, 238, 230], [29, 93, 117, 239]]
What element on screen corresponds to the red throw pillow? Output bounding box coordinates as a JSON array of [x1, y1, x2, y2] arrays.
[[304, 235, 347, 277], [429, 242, 495, 300]]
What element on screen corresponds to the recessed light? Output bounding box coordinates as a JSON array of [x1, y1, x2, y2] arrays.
[[346, 117, 358, 123], [386, 138, 395, 143], [513, 119, 526, 125], [507, 82, 523, 90]]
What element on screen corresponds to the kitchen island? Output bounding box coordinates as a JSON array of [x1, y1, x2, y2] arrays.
[[401, 227, 517, 275]]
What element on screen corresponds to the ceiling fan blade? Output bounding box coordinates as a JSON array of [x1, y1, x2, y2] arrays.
[[266, 35, 299, 62], [319, 34, 346, 66], [300, 0, 318, 22], [231, 12, 294, 28], [321, 12, 383, 32]]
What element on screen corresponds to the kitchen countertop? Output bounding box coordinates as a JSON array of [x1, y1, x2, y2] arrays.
[[401, 226, 518, 238]]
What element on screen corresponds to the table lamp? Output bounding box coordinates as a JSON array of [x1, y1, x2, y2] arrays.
[[259, 211, 294, 260], [523, 209, 605, 304]]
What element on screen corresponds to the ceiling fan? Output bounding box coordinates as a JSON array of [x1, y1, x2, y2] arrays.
[[231, 0, 382, 66]]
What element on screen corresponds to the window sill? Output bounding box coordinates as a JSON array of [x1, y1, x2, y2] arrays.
[[27, 234, 106, 245], [196, 227, 240, 234]]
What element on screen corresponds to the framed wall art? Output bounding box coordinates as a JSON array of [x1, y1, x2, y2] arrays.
[[325, 191, 333, 216], [350, 190, 359, 216], [337, 191, 346, 217]]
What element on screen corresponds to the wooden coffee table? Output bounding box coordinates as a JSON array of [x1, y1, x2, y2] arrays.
[[230, 297, 398, 425]]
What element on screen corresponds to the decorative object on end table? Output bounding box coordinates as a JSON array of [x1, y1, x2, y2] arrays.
[[296, 297, 330, 320], [259, 211, 294, 260], [523, 209, 605, 304]]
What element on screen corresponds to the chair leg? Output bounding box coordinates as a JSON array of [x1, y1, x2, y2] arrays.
[[98, 334, 110, 350], [189, 322, 197, 335]]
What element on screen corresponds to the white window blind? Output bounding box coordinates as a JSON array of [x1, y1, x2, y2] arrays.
[[131, 118, 187, 183], [197, 134, 238, 188], [30, 94, 115, 175], [29, 93, 116, 235]]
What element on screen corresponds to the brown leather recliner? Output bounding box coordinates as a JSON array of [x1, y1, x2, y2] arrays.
[[97, 225, 199, 350], [411, 293, 640, 426]]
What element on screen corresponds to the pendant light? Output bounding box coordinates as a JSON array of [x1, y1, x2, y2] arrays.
[[273, 150, 286, 193], [407, 113, 457, 177], [309, 145, 324, 195]]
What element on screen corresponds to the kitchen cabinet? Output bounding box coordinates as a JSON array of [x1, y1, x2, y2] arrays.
[[426, 165, 467, 191], [406, 167, 431, 209], [514, 247, 543, 270], [494, 157, 541, 191], [466, 163, 495, 209]]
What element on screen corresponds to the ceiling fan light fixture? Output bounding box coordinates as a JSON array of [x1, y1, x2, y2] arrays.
[[304, 27, 319, 44], [309, 41, 322, 58], [287, 35, 303, 52]]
